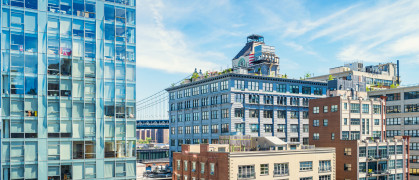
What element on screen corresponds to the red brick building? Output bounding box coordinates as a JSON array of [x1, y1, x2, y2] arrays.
[[172, 144, 229, 180], [309, 95, 410, 180]]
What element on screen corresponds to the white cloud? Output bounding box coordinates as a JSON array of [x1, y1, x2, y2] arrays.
[[280, 0, 419, 63], [136, 0, 229, 74]]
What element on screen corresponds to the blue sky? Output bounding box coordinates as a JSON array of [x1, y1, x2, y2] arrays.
[[136, 0, 419, 100]]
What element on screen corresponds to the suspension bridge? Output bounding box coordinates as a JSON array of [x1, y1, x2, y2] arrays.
[[136, 75, 191, 129]]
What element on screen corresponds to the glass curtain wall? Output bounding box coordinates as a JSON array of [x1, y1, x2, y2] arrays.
[[1, 0, 136, 179]]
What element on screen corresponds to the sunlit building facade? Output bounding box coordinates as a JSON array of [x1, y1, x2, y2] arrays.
[[0, 0, 136, 179]]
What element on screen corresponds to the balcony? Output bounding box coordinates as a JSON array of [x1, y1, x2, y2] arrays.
[[319, 167, 332, 173], [237, 173, 255, 179], [273, 171, 289, 177]]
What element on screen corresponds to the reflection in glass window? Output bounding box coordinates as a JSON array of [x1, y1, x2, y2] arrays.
[[105, 43, 115, 60], [85, 22, 95, 39], [116, 83, 125, 99], [25, 76, 37, 95], [105, 23, 115, 41], [11, 75, 24, 94], [73, 19, 84, 37], [105, 82, 115, 100], [105, 62, 115, 80], [105, 5, 115, 21], [25, 12, 37, 32], [116, 64, 125, 80], [25, 33, 38, 53], [85, 42, 95, 58], [60, 18, 72, 36], [126, 65, 135, 82]]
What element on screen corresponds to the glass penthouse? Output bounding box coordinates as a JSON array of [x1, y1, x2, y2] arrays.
[[0, 0, 136, 179]]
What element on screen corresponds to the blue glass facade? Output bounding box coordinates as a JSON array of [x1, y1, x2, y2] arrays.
[[1, 0, 136, 179]]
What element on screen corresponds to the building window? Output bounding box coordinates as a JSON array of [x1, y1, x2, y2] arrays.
[[303, 124, 309, 132], [323, 119, 328, 126], [350, 103, 360, 113], [200, 162, 205, 174], [344, 164, 351, 171], [264, 95, 273, 104], [350, 118, 360, 125], [248, 81, 259, 91], [249, 95, 260, 104], [221, 124, 229, 133], [202, 125, 209, 134], [238, 165, 255, 179], [263, 110, 273, 118], [202, 111, 209, 120], [235, 94, 244, 103], [185, 127, 191, 134], [211, 111, 218, 119], [331, 105, 338, 112], [221, 94, 229, 103], [362, 104, 369, 113], [220, 80, 229, 90], [344, 103, 348, 110], [300, 161, 313, 171], [319, 175, 331, 180], [260, 164, 269, 175], [344, 148, 352, 156], [302, 86, 311, 95], [250, 124, 259, 133], [303, 111, 309, 119], [373, 105, 381, 114], [263, 83, 273, 92], [319, 160, 331, 172], [211, 125, 218, 133], [221, 109, 229, 118], [274, 163, 289, 176], [290, 111, 299, 119], [331, 133, 335, 140], [277, 84, 286, 93], [177, 160, 181, 170], [234, 80, 244, 90], [249, 109, 259, 118], [278, 110, 286, 118], [313, 107, 319, 114], [278, 96, 287, 105], [193, 126, 200, 134], [313, 133, 319, 140], [235, 123, 244, 133], [264, 124, 273, 133], [291, 124, 298, 133], [313, 120, 319, 127], [290, 85, 299, 94], [374, 119, 380, 125], [313, 87, 323, 95], [178, 127, 183, 134], [323, 106, 328, 113], [343, 118, 348, 125], [277, 124, 286, 133], [235, 108, 244, 117], [184, 161, 188, 171], [191, 162, 196, 172], [210, 163, 215, 175]]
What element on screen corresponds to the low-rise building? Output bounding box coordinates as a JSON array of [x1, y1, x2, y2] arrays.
[[309, 91, 410, 180], [368, 85, 419, 176], [172, 137, 336, 180], [308, 61, 400, 90]]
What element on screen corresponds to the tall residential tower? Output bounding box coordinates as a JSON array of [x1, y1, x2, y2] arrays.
[[1, 0, 136, 179]]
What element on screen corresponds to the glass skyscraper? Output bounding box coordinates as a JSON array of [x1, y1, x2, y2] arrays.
[[0, 0, 136, 179]]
